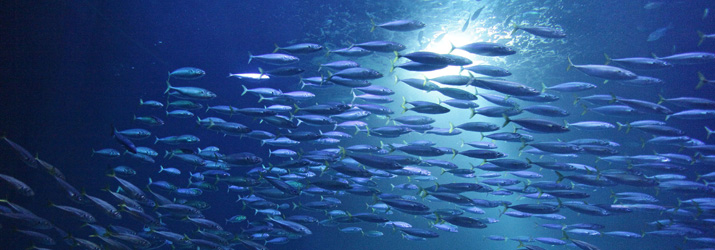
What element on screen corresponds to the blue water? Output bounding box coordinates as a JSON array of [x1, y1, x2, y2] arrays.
[[1, 0, 715, 249]]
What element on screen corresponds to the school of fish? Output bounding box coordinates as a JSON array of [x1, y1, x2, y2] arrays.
[[2, 1, 715, 250]]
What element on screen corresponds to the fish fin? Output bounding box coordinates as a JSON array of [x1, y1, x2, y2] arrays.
[[696, 71, 708, 90], [698, 31, 705, 46], [706, 126, 714, 140], [241, 85, 248, 96], [370, 19, 376, 32], [164, 81, 172, 94], [555, 171, 564, 183], [566, 56, 574, 71], [510, 22, 519, 36], [247, 51, 253, 64], [603, 53, 611, 65], [273, 43, 280, 53], [501, 114, 511, 128]]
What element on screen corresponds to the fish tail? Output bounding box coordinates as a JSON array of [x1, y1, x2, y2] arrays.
[[608, 93, 618, 104], [566, 56, 574, 71], [448, 122, 454, 133], [696, 71, 708, 90], [572, 95, 580, 106], [258, 94, 265, 103], [401, 97, 408, 114], [657, 93, 666, 104], [470, 107, 476, 119], [241, 85, 248, 96], [555, 171, 564, 183], [698, 31, 705, 46], [498, 204, 508, 217], [540, 82, 547, 93], [509, 22, 519, 36], [394, 75, 399, 85], [603, 53, 611, 65], [580, 104, 588, 116], [272, 43, 280, 53], [350, 89, 357, 104], [650, 52, 658, 59], [164, 81, 172, 94], [154, 136, 159, 145], [616, 122, 625, 132], [501, 114, 511, 128], [247, 51, 253, 64], [370, 19, 376, 32], [298, 77, 306, 89], [448, 42, 456, 54], [705, 126, 713, 140]]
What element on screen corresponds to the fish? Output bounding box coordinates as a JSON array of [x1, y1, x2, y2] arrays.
[[228, 72, 270, 82], [168, 67, 206, 80], [471, 6, 486, 21], [567, 57, 637, 80], [371, 19, 425, 32], [0, 174, 34, 196], [653, 52, 715, 65], [111, 125, 137, 154], [604, 53, 672, 70], [247, 52, 299, 65], [511, 23, 566, 38], [461, 16, 470, 32], [273, 43, 323, 54], [351, 41, 406, 52], [461, 65, 511, 77], [647, 23, 673, 42], [450, 42, 517, 56], [164, 82, 216, 99]]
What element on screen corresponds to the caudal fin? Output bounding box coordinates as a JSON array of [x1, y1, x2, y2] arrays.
[[241, 85, 249, 96], [706, 126, 713, 140], [164, 81, 172, 94], [502, 114, 511, 128], [698, 31, 706, 47], [509, 22, 519, 36], [696, 72, 708, 90], [273, 43, 281, 53], [566, 56, 574, 71]]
